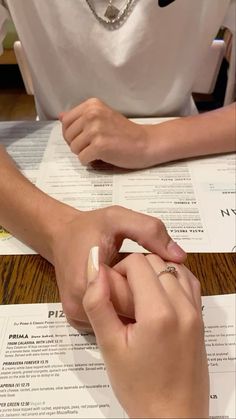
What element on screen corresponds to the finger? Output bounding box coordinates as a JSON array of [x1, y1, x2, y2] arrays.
[[78, 143, 101, 165], [61, 103, 85, 130], [83, 248, 125, 348], [111, 206, 186, 263], [86, 246, 134, 319], [61, 98, 103, 131], [175, 264, 196, 305], [104, 264, 134, 319], [180, 265, 202, 314], [64, 117, 84, 145], [114, 254, 171, 322], [70, 132, 91, 155], [146, 255, 195, 305], [145, 255, 198, 316]]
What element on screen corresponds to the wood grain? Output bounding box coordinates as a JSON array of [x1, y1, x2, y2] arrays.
[[0, 253, 235, 305], [0, 255, 59, 304]]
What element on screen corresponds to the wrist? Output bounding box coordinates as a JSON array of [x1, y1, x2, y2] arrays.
[[141, 123, 172, 167], [143, 119, 186, 167], [41, 199, 80, 264]]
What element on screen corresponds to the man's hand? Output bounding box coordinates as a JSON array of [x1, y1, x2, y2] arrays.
[[59, 98, 154, 169], [60, 100, 236, 169], [51, 205, 186, 330]]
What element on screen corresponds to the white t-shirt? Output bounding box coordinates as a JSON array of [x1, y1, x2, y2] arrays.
[[0, 0, 235, 119]]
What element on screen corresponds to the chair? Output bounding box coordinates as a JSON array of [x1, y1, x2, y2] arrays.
[[14, 40, 34, 95]]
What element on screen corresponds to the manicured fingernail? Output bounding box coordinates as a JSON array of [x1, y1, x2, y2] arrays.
[[167, 240, 186, 258], [87, 246, 99, 283]]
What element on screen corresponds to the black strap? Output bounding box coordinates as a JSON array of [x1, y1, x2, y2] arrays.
[[158, 0, 176, 7]]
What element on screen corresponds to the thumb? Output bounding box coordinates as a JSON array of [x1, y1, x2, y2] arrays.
[[83, 246, 124, 348], [115, 207, 186, 263]]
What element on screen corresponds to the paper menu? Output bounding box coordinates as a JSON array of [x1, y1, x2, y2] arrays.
[[0, 120, 235, 255], [0, 303, 125, 418], [0, 294, 235, 418], [36, 122, 236, 253]]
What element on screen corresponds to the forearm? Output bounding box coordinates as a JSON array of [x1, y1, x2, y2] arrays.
[[145, 103, 236, 165], [0, 146, 78, 263]]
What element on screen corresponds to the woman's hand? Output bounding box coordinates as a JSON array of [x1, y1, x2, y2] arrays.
[[83, 247, 209, 418]]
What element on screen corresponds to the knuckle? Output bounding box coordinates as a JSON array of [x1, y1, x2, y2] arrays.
[[93, 135, 106, 152], [105, 205, 124, 219], [86, 108, 101, 121], [144, 217, 166, 237], [87, 97, 103, 107], [84, 99, 104, 121]]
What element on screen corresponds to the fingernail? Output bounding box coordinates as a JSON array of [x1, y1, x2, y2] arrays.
[[167, 240, 186, 258], [87, 246, 99, 283]]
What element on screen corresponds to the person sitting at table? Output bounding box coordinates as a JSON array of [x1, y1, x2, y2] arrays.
[[0, 0, 235, 331], [83, 246, 209, 418]]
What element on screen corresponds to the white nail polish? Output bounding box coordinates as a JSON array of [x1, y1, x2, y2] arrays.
[[87, 246, 99, 283]]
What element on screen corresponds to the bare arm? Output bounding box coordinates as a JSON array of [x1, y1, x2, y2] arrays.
[[0, 145, 73, 262], [145, 102, 236, 166], [61, 100, 235, 169], [0, 146, 185, 328]]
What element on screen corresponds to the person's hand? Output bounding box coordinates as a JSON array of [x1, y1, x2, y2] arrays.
[[59, 98, 154, 169], [83, 248, 209, 418], [51, 205, 186, 331]]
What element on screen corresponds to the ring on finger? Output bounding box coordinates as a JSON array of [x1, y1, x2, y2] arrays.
[[156, 265, 177, 278]]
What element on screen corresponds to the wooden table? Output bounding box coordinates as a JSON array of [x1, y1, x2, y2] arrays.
[[0, 253, 235, 305]]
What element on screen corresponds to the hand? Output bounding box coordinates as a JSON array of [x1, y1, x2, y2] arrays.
[[59, 98, 154, 169], [51, 205, 186, 331], [83, 249, 209, 418]]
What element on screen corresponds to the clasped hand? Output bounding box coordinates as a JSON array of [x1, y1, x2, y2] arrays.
[[51, 205, 185, 330]]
